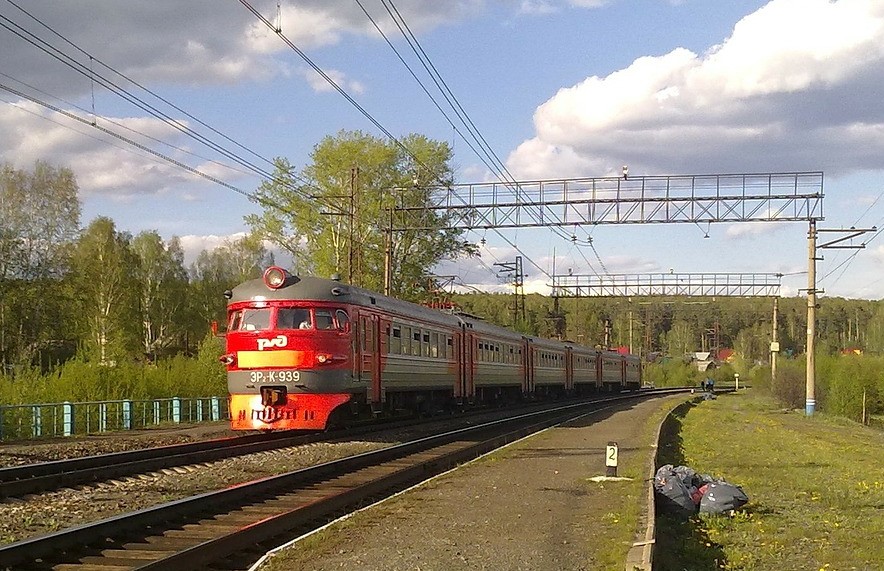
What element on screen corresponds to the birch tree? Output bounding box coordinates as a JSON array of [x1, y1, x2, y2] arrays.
[[132, 231, 188, 358], [69, 217, 139, 364]]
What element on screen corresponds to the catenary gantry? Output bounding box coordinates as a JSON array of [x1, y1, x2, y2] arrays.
[[552, 272, 783, 298], [394, 172, 823, 230]]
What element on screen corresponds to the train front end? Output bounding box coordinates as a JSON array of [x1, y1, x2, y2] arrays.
[[223, 268, 354, 431]]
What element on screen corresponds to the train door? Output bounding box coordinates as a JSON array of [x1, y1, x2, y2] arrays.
[[360, 314, 384, 405], [521, 337, 534, 395], [355, 310, 365, 383], [462, 327, 476, 403], [595, 351, 603, 389], [454, 329, 464, 400], [565, 346, 574, 392], [371, 316, 385, 405]]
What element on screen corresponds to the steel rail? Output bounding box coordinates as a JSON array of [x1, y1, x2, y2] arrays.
[[0, 431, 317, 498]]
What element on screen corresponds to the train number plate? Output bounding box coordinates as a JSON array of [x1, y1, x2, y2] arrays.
[[249, 370, 301, 383]]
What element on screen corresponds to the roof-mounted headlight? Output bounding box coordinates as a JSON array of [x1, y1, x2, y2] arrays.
[[263, 266, 290, 289]]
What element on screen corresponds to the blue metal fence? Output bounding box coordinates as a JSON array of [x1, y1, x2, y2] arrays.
[[0, 396, 229, 441]]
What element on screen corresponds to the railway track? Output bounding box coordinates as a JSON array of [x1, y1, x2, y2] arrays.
[[0, 404, 540, 499], [0, 430, 326, 499], [0, 391, 673, 571], [0, 393, 658, 499]]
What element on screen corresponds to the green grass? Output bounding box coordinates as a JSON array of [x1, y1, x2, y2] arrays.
[[655, 391, 884, 571]]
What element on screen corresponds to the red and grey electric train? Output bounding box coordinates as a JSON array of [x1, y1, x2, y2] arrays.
[[223, 267, 642, 431]]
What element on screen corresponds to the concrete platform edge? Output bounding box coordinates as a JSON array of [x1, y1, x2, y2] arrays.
[[624, 397, 699, 571]]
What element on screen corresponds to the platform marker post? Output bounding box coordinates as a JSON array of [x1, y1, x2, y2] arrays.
[[605, 441, 619, 477]]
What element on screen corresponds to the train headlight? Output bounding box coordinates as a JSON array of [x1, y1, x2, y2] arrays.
[[263, 266, 289, 289], [316, 353, 330, 364]]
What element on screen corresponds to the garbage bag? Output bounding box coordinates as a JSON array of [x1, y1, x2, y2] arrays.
[[699, 481, 749, 514], [654, 464, 697, 514]]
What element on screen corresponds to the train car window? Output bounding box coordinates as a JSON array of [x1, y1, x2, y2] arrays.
[[238, 308, 271, 331], [228, 310, 243, 331], [391, 326, 401, 354], [315, 310, 335, 330], [413, 330, 421, 357], [430, 332, 439, 358], [335, 310, 350, 331], [446, 337, 453, 359], [402, 326, 412, 355], [278, 308, 311, 330]]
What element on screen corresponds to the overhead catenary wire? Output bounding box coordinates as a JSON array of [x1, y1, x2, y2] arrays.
[[0, 71, 259, 181], [380, 0, 609, 263], [0, 81, 301, 218], [363, 0, 606, 278], [239, 0, 550, 281], [1, 0, 346, 212], [820, 188, 884, 291]]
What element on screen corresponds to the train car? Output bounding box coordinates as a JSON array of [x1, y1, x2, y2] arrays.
[[223, 267, 641, 431]]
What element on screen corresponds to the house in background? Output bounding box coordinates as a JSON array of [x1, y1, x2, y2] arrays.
[[689, 348, 735, 371]]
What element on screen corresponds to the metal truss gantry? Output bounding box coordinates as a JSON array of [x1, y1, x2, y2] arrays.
[[552, 272, 783, 298], [395, 171, 823, 230]]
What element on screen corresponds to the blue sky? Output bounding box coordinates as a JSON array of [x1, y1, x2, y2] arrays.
[[1, 0, 883, 299]]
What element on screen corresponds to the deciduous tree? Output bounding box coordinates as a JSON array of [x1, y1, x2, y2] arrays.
[[132, 231, 188, 359], [246, 130, 477, 299], [0, 161, 80, 370], [69, 217, 140, 364]]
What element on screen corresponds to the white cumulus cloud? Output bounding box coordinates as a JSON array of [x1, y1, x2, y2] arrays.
[[508, 0, 884, 178]]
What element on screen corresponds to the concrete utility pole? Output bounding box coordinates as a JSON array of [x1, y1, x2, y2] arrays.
[[806, 221, 817, 416], [806, 224, 876, 416], [771, 296, 779, 385], [384, 206, 393, 296]]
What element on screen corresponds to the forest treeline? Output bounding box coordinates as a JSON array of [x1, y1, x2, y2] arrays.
[[2, 155, 882, 424], [450, 291, 884, 360]]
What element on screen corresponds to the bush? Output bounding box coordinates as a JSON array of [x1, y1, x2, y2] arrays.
[[818, 353, 883, 422], [643, 359, 703, 388], [770, 357, 805, 409], [0, 334, 227, 405]]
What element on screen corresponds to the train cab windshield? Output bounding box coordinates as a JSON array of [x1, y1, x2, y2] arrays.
[[228, 306, 350, 332], [229, 308, 271, 331]]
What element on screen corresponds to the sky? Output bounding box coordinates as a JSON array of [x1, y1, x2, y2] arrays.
[[1, 0, 883, 300]]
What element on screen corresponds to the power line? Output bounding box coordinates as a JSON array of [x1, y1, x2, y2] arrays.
[[240, 0, 551, 279], [0, 71, 258, 181], [363, 0, 605, 276], [5, 0, 275, 175], [0, 81, 301, 217], [1, 1, 327, 202]]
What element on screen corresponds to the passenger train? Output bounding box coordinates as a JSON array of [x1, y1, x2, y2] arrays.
[[223, 267, 642, 431]]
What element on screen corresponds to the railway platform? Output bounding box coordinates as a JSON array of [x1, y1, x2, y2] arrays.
[[254, 394, 689, 571]]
